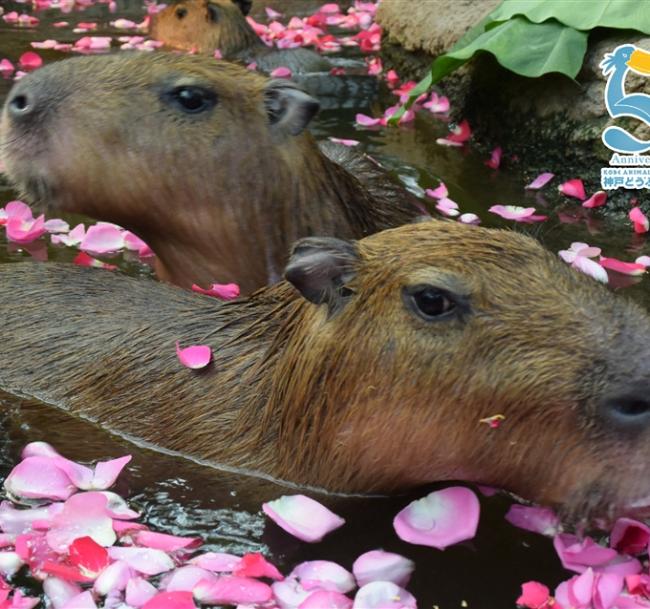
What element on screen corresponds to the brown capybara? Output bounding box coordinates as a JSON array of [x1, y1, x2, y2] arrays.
[[150, 0, 331, 73], [3, 220, 650, 524], [0, 53, 422, 293]]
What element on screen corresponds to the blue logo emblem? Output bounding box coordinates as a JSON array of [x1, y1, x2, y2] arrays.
[[600, 44, 650, 153]]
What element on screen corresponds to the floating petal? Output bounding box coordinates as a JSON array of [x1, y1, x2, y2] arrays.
[[262, 495, 345, 543], [525, 172, 554, 190], [559, 179, 586, 200], [352, 550, 414, 587], [393, 487, 480, 549]]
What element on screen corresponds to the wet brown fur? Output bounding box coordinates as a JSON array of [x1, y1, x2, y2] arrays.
[[2, 221, 650, 522], [0, 53, 420, 293], [150, 0, 331, 73]]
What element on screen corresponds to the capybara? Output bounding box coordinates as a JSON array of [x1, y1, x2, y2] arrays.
[[150, 0, 331, 73], [2, 220, 650, 524], [0, 53, 421, 293]]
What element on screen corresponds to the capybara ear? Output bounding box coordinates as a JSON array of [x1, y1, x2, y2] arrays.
[[231, 0, 253, 15], [285, 237, 359, 309], [264, 80, 320, 137]]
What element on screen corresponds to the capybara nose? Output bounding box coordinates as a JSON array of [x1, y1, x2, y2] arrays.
[[600, 389, 650, 427], [7, 91, 33, 120]]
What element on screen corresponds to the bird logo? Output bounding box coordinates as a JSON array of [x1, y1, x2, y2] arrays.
[[600, 44, 650, 154]]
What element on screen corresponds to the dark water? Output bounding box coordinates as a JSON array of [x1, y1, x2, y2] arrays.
[[1, 1, 649, 607]]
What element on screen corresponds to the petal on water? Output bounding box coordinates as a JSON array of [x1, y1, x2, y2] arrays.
[[352, 550, 414, 587], [393, 487, 480, 549], [262, 495, 345, 543]]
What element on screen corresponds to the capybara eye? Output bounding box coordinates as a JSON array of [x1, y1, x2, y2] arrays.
[[164, 86, 217, 114], [175, 7, 188, 18], [404, 285, 458, 322]]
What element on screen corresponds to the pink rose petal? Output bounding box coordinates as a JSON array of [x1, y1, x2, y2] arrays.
[[191, 283, 240, 300], [80, 224, 125, 255], [489, 205, 546, 222], [176, 342, 212, 370], [47, 492, 117, 552], [18, 52, 43, 70], [582, 191, 607, 209], [194, 576, 273, 605], [43, 577, 83, 609], [270, 66, 292, 78], [68, 536, 110, 578], [0, 59, 15, 76], [445, 119, 471, 143], [73, 252, 117, 271], [43, 219, 69, 233], [525, 172, 554, 190], [559, 178, 586, 200], [6, 214, 46, 244], [61, 591, 97, 609], [299, 590, 353, 609], [599, 257, 646, 276], [393, 487, 480, 549], [189, 552, 241, 573], [262, 495, 345, 543], [505, 505, 560, 536], [4, 457, 75, 501], [163, 566, 217, 592], [435, 197, 459, 217], [51, 223, 85, 247], [352, 550, 414, 587], [459, 213, 481, 225], [329, 137, 360, 147], [233, 553, 283, 581], [573, 255, 609, 284], [142, 591, 197, 609], [134, 530, 201, 552], [425, 182, 448, 200], [484, 146, 502, 170], [630, 207, 649, 234], [107, 547, 174, 575], [291, 561, 355, 593], [126, 577, 157, 607], [353, 582, 416, 609], [610, 518, 650, 555], [355, 113, 382, 127], [93, 559, 133, 595]]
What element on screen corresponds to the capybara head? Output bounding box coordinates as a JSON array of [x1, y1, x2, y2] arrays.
[[271, 221, 650, 523], [150, 0, 259, 55], [0, 52, 321, 286]]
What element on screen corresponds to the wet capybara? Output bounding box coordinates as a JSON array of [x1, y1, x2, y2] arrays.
[[3, 220, 650, 524], [0, 53, 421, 293], [150, 0, 331, 73]]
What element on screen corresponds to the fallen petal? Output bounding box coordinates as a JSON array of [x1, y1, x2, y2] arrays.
[[525, 172, 554, 190], [353, 581, 416, 609], [352, 550, 414, 587], [176, 342, 212, 370], [262, 495, 345, 543], [393, 487, 480, 549], [559, 178, 586, 200], [582, 191, 607, 209]]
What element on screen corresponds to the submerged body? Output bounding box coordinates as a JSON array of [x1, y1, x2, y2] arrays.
[[150, 0, 332, 74], [2, 221, 650, 523], [0, 53, 420, 293]]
